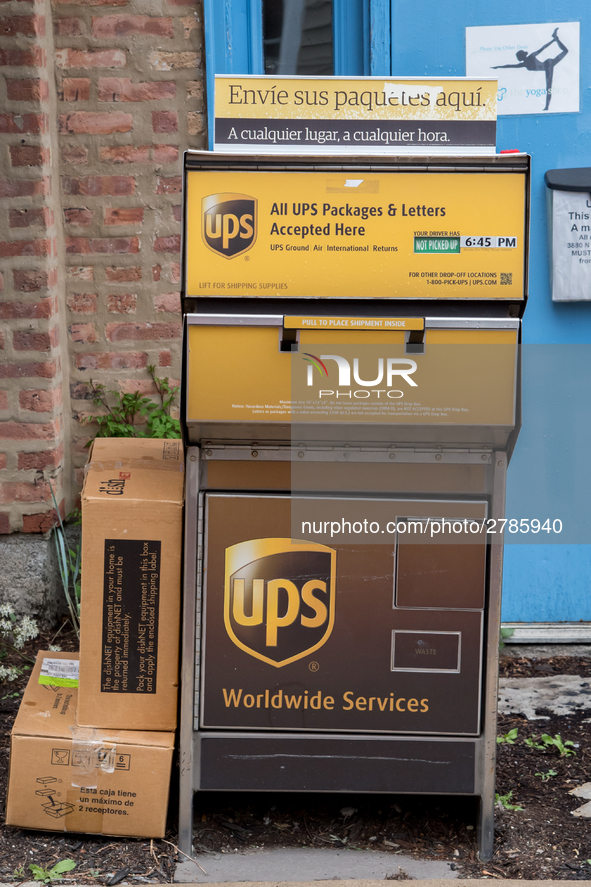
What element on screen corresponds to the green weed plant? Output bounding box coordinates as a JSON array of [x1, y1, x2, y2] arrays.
[[495, 790, 524, 811], [525, 733, 577, 757], [29, 860, 76, 883], [49, 485, 81, 640], [85, 365, 180, 442], [535, 768, 558, 781], [497, 727, 519, 745]]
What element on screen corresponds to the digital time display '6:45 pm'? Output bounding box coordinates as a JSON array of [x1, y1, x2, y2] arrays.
[[460, 236, 518, 248]]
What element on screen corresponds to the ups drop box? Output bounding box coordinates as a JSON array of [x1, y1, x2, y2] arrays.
[[78, 438, 184, 731], [179, 151, 531, 863], [6, 652, 174, 838]]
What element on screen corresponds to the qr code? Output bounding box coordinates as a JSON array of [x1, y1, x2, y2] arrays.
[[500, 273, 513, 286]]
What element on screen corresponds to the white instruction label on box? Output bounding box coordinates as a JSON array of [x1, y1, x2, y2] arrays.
[[39, 658, 79, 687]]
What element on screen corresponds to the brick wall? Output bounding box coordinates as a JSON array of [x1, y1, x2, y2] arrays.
[[0, 0, 205, 532], [0, 0, 66, 533]]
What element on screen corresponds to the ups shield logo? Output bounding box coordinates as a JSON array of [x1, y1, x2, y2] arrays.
[[224, 538, 336, 667], [202, 192, 257, 259]]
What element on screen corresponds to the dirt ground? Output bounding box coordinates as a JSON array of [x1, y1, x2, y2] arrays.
[[1, 632, 590, 882]]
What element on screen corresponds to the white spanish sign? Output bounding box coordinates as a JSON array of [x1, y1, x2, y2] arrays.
[[214, 75, 497, 154]]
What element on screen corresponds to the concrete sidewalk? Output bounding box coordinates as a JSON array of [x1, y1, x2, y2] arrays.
[[5, 881, 590, 887], [176, 848, 456, 883], [175, 881, 588, 887], [499, 673, 591, 720]]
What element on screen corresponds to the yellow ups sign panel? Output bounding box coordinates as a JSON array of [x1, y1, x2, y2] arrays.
[[185, 168, 527, 300]]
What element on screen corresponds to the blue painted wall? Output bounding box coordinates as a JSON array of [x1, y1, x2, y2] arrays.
[[203, 0, 591, 622], [391, 0, 591, 344], [391, 1, 591, 621]]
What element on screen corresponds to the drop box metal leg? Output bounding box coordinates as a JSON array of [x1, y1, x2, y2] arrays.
[[478, 794, 495, 862], [478, 453, 507, 861], [179, 447, 200, 856]]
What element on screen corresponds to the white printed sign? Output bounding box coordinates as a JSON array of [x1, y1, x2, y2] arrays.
[[550, 190, 591, 302], [466, 22, 579, 115]]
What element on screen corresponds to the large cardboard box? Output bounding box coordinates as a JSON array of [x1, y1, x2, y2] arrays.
[[78, 438, 184, 731], [6, 652, 174, 838]]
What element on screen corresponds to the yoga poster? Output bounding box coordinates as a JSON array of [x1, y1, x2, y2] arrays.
[[466, 22, 579, 115]]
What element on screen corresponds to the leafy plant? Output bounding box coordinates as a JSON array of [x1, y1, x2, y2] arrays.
[[525, 733, 577, 757], [29, 860, 76, 883], [0, 604, 38, 683], [499, 626, 515, 649], [535, 768, 558, 781], [497, 727, 519, 745], [85, 365, 180, 443], [49, 485, 81, 640], [495, 790, 524, 811]]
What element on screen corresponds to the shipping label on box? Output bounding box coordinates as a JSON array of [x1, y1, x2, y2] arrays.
[[102, 539, 161, 694]]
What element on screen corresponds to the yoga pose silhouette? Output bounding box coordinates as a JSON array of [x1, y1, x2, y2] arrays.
[[492, 28, 568, 111]]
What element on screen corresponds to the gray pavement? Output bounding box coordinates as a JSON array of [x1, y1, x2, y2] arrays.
[[174, 883, 591, 887], [176, 849, 456, 883], [9, 875, 581, 887], [570, 782, 591, 818], [498, 673, 591, 720]]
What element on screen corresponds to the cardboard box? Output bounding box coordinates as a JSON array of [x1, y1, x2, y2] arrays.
[[78, 438, 184, 731], [6, 652, 174, 838]]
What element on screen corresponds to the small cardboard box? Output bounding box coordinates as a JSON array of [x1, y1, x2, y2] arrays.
[[6, 652, 174, 838], [78, 438, 184, 731]]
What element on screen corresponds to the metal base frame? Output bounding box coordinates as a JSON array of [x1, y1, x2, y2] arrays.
[[179, 445, 507, 862]]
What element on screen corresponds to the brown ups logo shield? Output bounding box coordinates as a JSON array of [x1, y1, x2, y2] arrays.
[[202, 192, 257, 259], [224, 538, 336, 667]]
